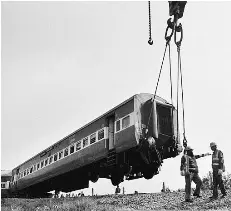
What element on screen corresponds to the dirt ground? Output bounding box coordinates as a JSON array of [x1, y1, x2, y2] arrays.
[[1, 189, 231, 211]]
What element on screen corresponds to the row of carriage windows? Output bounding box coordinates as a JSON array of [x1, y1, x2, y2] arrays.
[[17, 114, 131, 180], [18, 128, 105, 180]]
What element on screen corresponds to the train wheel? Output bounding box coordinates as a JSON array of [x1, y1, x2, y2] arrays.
[[89, 172, 99, 183], [143, 169, 155, 179], [111, 169, 124, 186], [111, 174, 121, 186], [142, 165, 157, 180]]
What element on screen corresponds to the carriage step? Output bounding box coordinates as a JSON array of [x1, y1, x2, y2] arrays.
[[107, 149, 116, 167]]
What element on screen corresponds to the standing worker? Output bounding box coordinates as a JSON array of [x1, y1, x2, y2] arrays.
[[209, 142, 227, 199], [180, 146, 211, 202]]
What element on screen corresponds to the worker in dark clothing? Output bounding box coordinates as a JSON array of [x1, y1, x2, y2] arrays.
[[209, 142, 227, 199], [180, 146, 211, 202]]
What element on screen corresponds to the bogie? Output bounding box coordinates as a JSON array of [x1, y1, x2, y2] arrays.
[[89, 172, 99, 183]]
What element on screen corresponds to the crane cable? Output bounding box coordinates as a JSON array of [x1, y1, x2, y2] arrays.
[[148, 1, 153, 45], [146, 2, 187, 148], [168, 42, 174, 128], [177, 40, 187, 148], [146, 41, 172, 130]]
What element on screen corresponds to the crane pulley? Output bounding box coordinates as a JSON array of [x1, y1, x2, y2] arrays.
[[147, 1, 188, 148]]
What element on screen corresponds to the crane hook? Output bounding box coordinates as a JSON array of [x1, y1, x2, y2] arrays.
[[148, 39, 153, 45]]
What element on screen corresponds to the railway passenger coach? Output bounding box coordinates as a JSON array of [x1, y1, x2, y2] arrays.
[[10, 93, 182, 198], [1, 170, 12, 198]]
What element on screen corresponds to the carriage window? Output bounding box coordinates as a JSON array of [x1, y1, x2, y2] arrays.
[[49, 156, 53, 164], [90, 133, 96, 144], [59, 151, 63, 159], [27, 169, 30, 175], [98, 128, 104, 140], [37, 163, 40, 170], [54, 153, 58, 162], [45, 159, 48, 166], [122, 115, 130, 129], [24, 171, 26, 177], [64, 148, 69, 157], [1, 183, 6, 189], [41, 160, 44, 168], [83, 137, 88, 148], [30, 167, 33, 174], [76, 141, 81, 151], [70, 145, 75, 154], [116, 120, 120, 132]]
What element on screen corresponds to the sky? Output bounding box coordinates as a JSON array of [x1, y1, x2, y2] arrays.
[[1, 1, 231, 196]]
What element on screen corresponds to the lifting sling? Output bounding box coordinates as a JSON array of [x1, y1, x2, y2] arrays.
[[147, 1, 188, 148]]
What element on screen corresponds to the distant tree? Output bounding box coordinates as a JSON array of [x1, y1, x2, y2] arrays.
[[202, 171, 231, 190]]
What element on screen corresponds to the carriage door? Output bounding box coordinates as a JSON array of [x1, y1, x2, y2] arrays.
[[108, 115, 115, 150]]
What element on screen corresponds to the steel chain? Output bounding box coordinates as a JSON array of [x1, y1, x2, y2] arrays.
[[148, 1, 153, 45]]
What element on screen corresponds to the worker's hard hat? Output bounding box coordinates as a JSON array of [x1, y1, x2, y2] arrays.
[[210, 142, 217, 147], [185, 146, 193, 151]]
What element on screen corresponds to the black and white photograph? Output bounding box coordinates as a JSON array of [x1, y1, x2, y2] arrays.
[[1, 1, 231, 210]]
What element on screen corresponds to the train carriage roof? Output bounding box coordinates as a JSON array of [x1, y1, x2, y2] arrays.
[[13, 93, 170, 170], [1, 170, 12, 177]]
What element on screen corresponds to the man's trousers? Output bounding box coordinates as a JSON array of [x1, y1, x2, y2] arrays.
[[185, 172, 202, 200], [212, 170, 226, 198]]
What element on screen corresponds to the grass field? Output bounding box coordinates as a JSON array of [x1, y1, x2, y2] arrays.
[[1, 189, 231, 211]]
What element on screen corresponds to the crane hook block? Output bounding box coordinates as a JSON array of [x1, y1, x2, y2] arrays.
[[168, 1, 187, 19], [148, 39, 153, 45]]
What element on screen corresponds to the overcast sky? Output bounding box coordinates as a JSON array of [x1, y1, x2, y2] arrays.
[[1, 1, 231, 195]]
